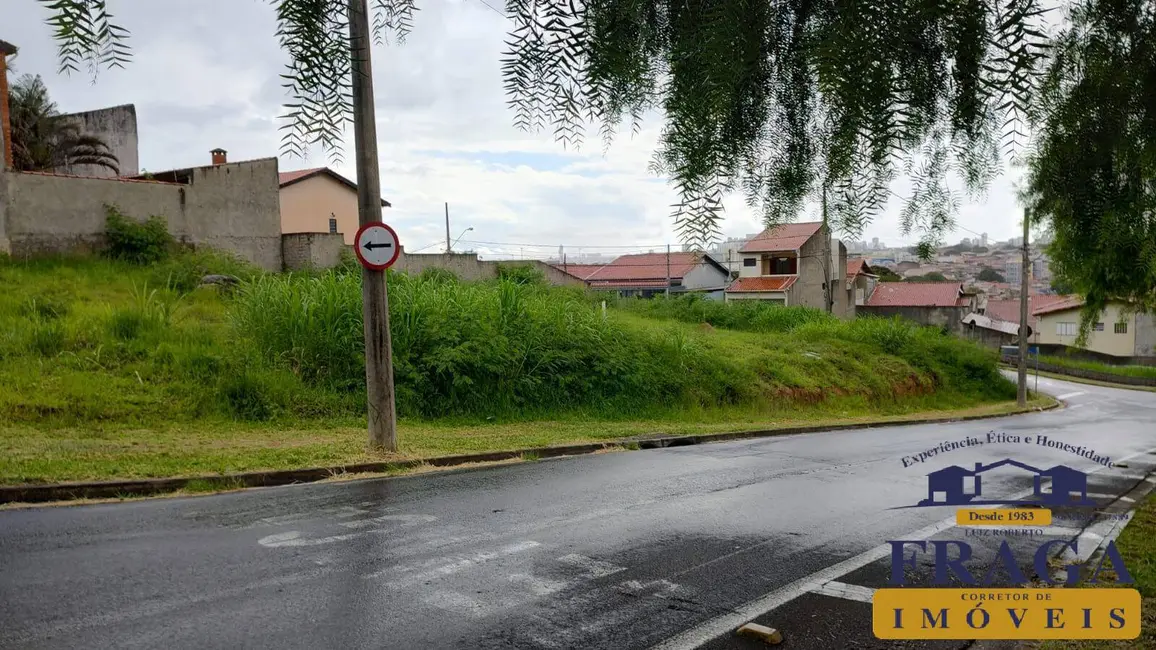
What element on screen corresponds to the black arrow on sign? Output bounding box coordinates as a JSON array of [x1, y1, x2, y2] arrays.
[[363, 241, 393, 251]]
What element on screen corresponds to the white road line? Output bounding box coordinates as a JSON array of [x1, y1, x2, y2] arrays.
[[557, 554, 626, 578], [364, 540, 541, 584], [810, 580, 876, 603], [1087, 492, 1134, 503], [648, 515, 958, 650], [649, 475, 1127, 650], [1056, 391, 1087, 400]]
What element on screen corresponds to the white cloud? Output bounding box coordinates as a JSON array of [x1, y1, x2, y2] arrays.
[[6, 0, 1028, 258]]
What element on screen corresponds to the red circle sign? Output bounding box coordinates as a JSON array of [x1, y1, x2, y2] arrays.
[[353, 222, 401, 271]]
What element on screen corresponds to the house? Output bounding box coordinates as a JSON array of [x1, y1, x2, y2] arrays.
[[724, 221, 850, 315], [1033, 297, 1156, 361], [846, 258, 878, 317], [858, 282, 977, 334], [584, 252, 731, 298], [279, 166, 392, 245], [981, 295, 1070, 344]]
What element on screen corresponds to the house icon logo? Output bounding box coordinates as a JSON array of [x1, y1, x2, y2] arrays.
[[915, 458, 1096, 507]]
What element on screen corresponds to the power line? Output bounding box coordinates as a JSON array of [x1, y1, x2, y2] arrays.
[[472, 0, 507, 18]]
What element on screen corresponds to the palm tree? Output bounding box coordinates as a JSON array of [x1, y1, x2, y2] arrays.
[[8, 74, 119, 175]]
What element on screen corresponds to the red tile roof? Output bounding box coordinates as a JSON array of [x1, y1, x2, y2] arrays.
[[865, 282, 968, 307], [740, 222, 823, 253], [846, 258, 873, 278], [278, 168, 327, 185], [589, 278, 670, 289], [726, 276, 798, 292], [1033, 295, 1084, 316], [553, 264, 606, 280], [279, 167, 392, 207], [985, 295, 1072, 322], [586, 252, 700, 283]]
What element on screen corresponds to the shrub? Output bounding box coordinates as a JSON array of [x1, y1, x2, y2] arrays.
[[104, 205, 174, 264], [496, 263, 546, 285], [149, 248, 259, 294], [19, 296, 69, 321], [105, 283, 181, 341], [218, 371, 285, 421], [29, 320, 67, 356]]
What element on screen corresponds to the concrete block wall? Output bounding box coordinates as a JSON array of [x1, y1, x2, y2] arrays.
[[0, 158, 282, 270], [282, 232, 347, 271], [391, 249, 585, 286], [56, 105, 139, 178]]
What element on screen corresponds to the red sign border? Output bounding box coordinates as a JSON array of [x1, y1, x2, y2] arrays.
[[353, 222, 401, 271]]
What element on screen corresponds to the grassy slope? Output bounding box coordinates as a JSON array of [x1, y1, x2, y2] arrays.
[[0, 256, 1022, 485], [1040, 354, 1156, 380]]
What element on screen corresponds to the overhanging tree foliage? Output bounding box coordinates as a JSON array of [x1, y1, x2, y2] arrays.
[[8, 73, 120, 174], [35, 0, 1154, 324], [1023, 0, 1156, 333]]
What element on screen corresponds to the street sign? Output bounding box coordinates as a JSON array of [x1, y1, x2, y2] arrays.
[[354, 222, 401, 271]]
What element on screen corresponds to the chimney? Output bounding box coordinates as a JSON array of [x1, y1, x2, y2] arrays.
[[211, 148, 227, 165], [0, 39, 19, 170]]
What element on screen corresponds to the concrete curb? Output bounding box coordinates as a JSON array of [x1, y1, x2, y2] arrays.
[[0, 400, 1060, 505]]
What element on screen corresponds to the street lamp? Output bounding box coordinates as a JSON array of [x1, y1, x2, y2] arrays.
[[450, 227, 473, 252]]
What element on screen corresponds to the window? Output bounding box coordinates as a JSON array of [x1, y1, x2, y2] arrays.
[[1056, 322, 1077, 337], [743, 258, 757, 267], [1115, 321, 1128, 334], [1093, 322, 1105, 332], [770, 257, 797, 274], [328, 217, 338, 234]]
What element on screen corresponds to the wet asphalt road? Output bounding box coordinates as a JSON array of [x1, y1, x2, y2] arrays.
[[2, 374, 1155, 650]]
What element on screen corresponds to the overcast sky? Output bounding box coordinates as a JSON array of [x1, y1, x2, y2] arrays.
[[6, 0, 1028, 259]]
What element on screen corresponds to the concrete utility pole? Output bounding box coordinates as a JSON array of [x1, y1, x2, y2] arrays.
[[349, 0, 397, 451], [1017, 207, 1030, 407], [665, 244, 672, 297], [444, 202, 451, 253], [822, 185, 833, 313]]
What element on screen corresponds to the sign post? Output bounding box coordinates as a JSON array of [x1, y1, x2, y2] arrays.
[[352, 221, 401, 452], [348, 0, 399, 452]]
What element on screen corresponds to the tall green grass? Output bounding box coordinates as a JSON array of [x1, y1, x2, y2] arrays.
[[233, 270, 1014, 418], [1, 254, 1015, 427], [1040, 354, 1156, 380], [609, 293, 833, 332]]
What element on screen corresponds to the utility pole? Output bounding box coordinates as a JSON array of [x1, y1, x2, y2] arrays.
[[665, 244, 672, 297], [1017, 207, 1030, 407], [349, 0, 397, 451], [444, 202, 451, 253], [822, 185, 833, 313]]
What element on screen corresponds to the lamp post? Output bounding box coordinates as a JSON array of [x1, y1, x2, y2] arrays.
[[449, 227, 473, 252]]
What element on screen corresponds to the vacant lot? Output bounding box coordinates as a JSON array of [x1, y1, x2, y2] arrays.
[[0, 254, 1024, 485]]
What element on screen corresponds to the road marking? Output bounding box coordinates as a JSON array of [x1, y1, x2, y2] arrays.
[[557, 554, 626, 578], [1087, 492, 1134, 503], [258, 530, 358, 548], [810, 580, 876, 603], [337, 513, 438, 529], [649, 515, 958, 650], [618, 578, 684, 599], [1056, 391, 1087, 400], [258, 514, 437, 548], [364, 540, 541, 584]]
